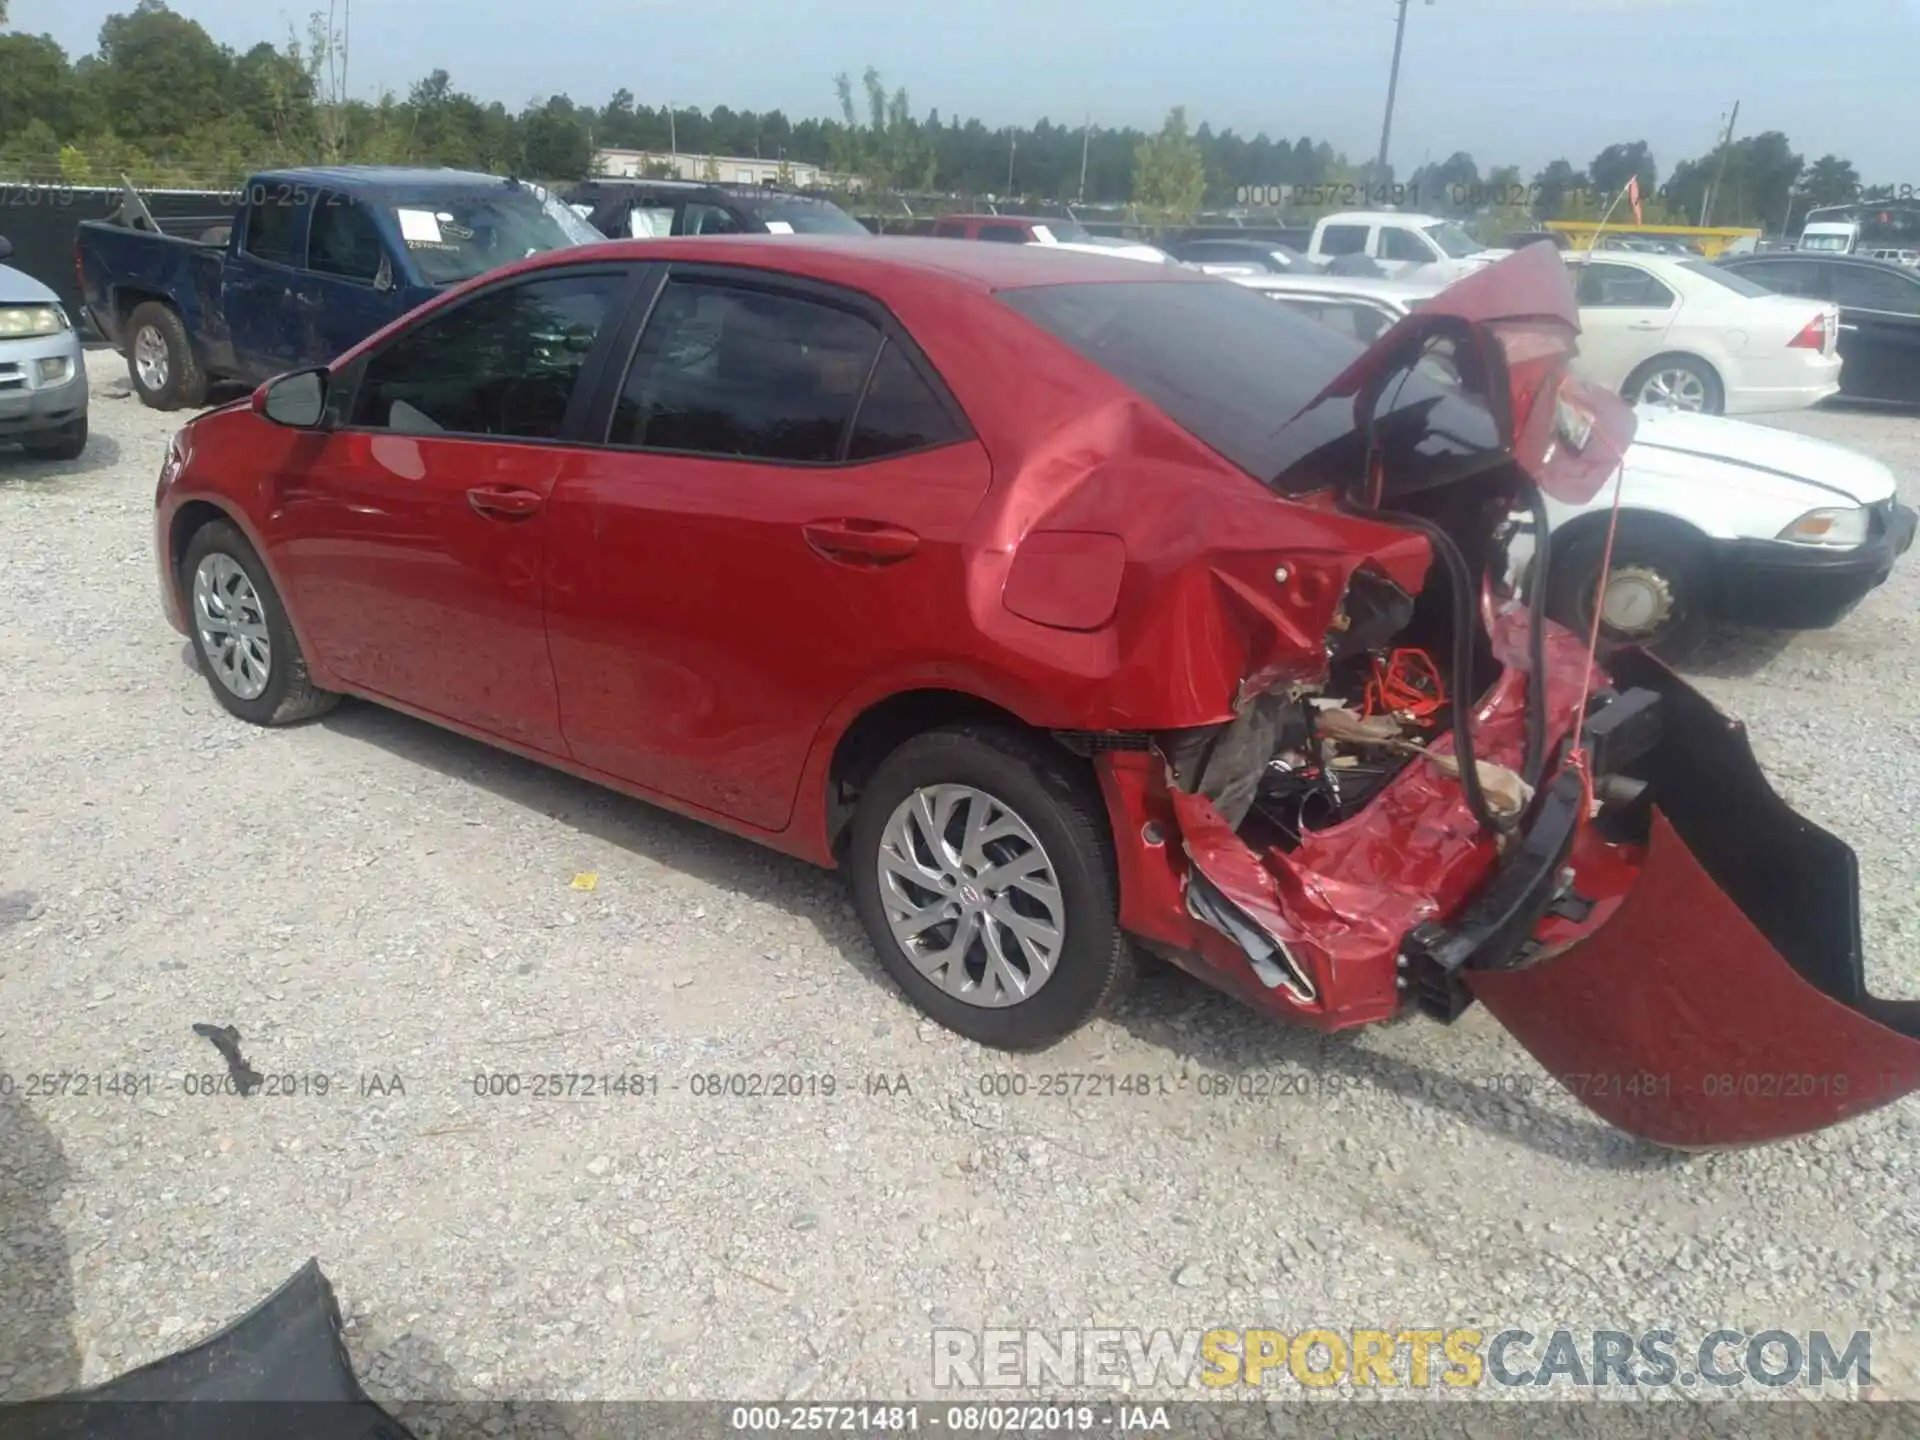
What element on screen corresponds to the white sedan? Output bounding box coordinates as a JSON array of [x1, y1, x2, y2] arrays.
[[1233, 272, 1915, 656], [1566, 251, 1841, 415], [1511, 405, 1913, 656]]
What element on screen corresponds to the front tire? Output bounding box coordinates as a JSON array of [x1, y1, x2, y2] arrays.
[[1546, 519, 1713, 662], [179, 519, 337, 725], [21, 417, 86, 460], [125, 301, 208, 411], [1623, 354, 1724, 414], [847, 725, 1133, 1050]]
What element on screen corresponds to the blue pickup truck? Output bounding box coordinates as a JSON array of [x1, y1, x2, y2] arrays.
[[77, 166, 603, 409]]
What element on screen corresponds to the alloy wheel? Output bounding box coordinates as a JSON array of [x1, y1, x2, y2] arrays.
[[134, 325, 170, 393], [192, 553, 273, 700], [876, 784, 1066, 1008], [1636, 367, 1708, 411]]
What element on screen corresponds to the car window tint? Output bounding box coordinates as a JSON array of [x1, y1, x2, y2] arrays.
[[847, 341, 964, 460], [980, 225, 1029, 244], [682, 203, 743, 236], [1379, 228, 1434, 263], [1001, 278, 1493, 495], [1317, 224, 1369, 257], [1266, 295, 1397, 343], [351, 272, 626, 440], [308, 194, 386, 283], [1829, 264, 1920, 314], [1575, 262, 1674, 307], [245, 193, 305, 266], [1727, 260, 1818, 297], [611, 280, 883, 462], [931, 221, 966, 238]]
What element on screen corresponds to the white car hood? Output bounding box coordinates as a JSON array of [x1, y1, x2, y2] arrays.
[[1627, 406, 1896, 506]]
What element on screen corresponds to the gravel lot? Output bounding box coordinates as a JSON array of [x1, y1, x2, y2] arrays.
[[3, 350, 1918, 1416]]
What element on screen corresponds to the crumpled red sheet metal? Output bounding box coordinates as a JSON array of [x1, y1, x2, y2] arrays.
[[1469, 810, 1920, 1148]]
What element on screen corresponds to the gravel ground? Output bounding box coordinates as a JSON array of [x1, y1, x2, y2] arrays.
[[2, 350, 1918, 1419]]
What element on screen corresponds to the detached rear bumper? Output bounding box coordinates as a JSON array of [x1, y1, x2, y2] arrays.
[[1713, 500, 1917, 628]]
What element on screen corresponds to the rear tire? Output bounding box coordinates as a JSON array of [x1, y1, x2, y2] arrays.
[[847, 725, 1133, 1050], [1623, 354, 1723, 415], [1546, 519, 1713, 662], [180, 519, 337, 726], [21, 417, 86, 460], [126, 301, 208, 411]]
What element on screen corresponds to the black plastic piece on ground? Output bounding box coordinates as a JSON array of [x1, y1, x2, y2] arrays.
[[0, 1260, 415, 1439]]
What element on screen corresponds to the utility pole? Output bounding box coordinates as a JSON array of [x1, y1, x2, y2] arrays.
[[1700, 101, 1739, 227], [1078, 115, 1091, 204], [669, 107, 678, 161], [1007, 131, 1017, 195], [1375, 0, 1432, 182]]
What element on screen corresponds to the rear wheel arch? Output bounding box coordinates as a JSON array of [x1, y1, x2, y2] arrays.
[[1621, 351, 1726, 412], [823, 688, 1087, 857]]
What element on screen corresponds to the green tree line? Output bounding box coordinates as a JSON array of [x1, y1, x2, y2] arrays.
[[0, 0, 1898, 231]]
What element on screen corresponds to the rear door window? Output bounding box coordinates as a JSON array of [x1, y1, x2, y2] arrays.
[[1828, 264, 1920, 314], [244, 190, 306, 267], [1379, 227, 1437, 263], [1317, 224, 1369, 257], [1574, 262, 1675, 308], [979, 225, 1030, 244], [611, 279, 883, 462]]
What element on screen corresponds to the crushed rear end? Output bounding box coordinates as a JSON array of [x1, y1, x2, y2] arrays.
[[1082, 244, 1920, 1148]]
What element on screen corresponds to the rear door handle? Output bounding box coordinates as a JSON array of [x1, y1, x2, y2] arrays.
[[1838, 323, 1859, 331], [802, 518, 920, 564], [466, 485, 544, 520], [1628, 321, 1664, 330]]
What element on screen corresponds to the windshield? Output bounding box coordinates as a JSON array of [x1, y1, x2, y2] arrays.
[[1000, 278, 1493, 494], [1680, 260, 1774, 298], [388, 184, 604, 285], [1424, 221, 1482, 258], [746, 196, 869, 235], [1799, 231, 1853, 253]]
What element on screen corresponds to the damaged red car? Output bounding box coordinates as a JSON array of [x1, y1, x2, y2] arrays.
[[154, 237, 1920, 1148]]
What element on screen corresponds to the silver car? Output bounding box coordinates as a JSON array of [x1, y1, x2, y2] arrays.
[[0, 235, 87, 459]]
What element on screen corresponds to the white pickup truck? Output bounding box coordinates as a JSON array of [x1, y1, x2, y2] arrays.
[[1304, 210, 1509, 283]]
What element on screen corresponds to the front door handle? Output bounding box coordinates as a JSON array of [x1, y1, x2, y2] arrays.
[[1628, 321, 1664, 331], [467, 485, 544, 520], [1838, 323, 1859, 332], [802, 518, 920, 564]]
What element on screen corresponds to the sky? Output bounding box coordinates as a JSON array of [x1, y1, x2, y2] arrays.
[[13, 0, 1920, 184]]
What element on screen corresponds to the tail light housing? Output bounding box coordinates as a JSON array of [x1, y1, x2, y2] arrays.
[[1787, 310, 1834, 352]]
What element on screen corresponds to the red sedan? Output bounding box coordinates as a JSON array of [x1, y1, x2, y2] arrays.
[[155, 236, 1920, 1147]]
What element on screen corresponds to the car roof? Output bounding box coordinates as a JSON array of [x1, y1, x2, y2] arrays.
[[253, 165, 518, 196], [1728, 251, 1913, 272], [494, 233, 1206, 293]]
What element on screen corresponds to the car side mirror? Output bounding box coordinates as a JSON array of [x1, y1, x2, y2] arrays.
[[254, 368, 328, 428], [0, 236, 11, 262], [373, 255, 394, 292]]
